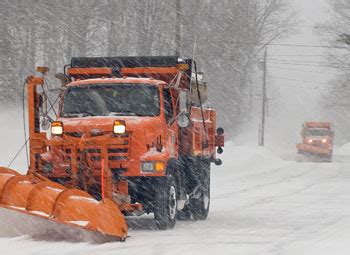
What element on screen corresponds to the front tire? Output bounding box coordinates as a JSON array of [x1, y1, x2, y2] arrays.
[[154, 176, 178, 230]]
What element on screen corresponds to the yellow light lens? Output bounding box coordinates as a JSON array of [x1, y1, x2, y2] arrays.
[[113, 120, 126, 134], [36, 66, 50, 74], [176, 63, 189, 71], [51, 121, 63, 135], [155, 162, 165, 172]]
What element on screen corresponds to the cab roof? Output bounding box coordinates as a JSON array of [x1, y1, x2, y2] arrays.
[[66, 77, 166, 87]]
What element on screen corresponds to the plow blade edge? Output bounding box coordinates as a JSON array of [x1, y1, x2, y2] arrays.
[[297, 144, 332, 157]]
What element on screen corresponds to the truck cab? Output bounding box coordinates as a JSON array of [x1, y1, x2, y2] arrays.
[[27, 56, 224, 229]]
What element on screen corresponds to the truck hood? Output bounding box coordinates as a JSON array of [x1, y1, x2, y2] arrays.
[[57, 116, 163, 134], [305, 136, 332, 141]]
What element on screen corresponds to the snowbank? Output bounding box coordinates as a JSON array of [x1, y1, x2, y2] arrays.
[[215, 141, 288, 177], [220, 141, 284, 164], [335, 142, 350, 155]]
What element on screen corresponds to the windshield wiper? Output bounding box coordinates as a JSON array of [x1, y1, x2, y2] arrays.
[[109, 111, 137, 116], [63, 111, 97, 117]]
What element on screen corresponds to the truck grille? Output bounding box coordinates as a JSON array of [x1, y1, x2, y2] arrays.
[[311, 141, 325, 147], [63, 133, 131, 164]]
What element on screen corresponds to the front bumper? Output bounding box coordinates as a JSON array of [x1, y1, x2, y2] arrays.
[[297, 143, 332, 157]]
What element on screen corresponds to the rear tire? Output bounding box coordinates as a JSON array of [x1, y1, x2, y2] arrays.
[[177, 206, 191, 220], [179, 159, 210, 221], [190, 162, 210, 220], [154, 176, 178, 230]]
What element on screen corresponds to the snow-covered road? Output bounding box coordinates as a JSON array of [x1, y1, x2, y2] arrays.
[[1, 141, 350, 255]]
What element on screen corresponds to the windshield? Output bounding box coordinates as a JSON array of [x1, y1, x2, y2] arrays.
[[305, 129, 331, 137], [61, 84, 160, 117]]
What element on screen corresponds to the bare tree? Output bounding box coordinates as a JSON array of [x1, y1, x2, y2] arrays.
[[0, 0, 295, 136], [318, 1, 350, 142]]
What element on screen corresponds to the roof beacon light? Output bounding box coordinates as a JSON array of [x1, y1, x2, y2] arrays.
[[36, 66, 50, 75]]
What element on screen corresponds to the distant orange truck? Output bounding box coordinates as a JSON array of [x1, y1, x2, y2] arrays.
[[297, 122, 334, 161]]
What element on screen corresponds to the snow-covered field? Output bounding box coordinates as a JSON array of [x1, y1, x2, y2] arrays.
[[1, 109, 350, 254]]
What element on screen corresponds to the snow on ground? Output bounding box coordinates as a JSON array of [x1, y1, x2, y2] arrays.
[[1, 110, 350, 254], [0, 146, 349, 255]]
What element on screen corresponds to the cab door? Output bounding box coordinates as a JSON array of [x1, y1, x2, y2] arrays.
[[163, 87, 178, 158]]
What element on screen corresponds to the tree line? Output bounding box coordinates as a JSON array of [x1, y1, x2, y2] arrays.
[[320, 0, 350, 143], [0, 0, 293, 137]]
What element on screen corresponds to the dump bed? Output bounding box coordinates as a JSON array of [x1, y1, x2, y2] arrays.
[[68, 56, 193, 90], [303, 122, 332, 129]]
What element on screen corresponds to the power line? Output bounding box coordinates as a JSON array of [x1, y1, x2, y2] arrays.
[[266, 43, 349, 49], [207, 40, 350, 50], [267, 58, 334, 65], [270, 75, 331, 86], [269, 54, 329, 57], [267, 58, 349, 68], [267, 61, 346, 69], [269, 65, 341, 76], [267, 59, 350, 71]]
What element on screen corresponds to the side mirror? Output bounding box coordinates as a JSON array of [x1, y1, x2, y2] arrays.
[[41, 118, 51, 131], [177, 90, 190, 128], [177, 112, 190, 128], [55, 73, 71, 87], [39, 93, 51, 131], [179, 90, 189, 113]]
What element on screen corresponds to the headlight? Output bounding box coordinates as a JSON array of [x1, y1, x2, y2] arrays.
[[51, 121, 63, 135], [113, 120, 126, 134], [141, 161, 165, 173], [176, 63, 190, 71], [141, 162, 154, 172], [322, 139, 327, 143], [308, 139, 313, 143]]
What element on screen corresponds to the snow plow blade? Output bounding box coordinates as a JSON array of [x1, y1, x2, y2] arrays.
[[0, 167, 128, 241], [297, 143, 332, 157]]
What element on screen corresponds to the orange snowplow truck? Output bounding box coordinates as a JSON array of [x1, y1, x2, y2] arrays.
[[297, 122, 334, 161], [0, 56, 224, 241]]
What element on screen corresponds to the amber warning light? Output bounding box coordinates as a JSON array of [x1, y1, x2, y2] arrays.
[[51, 121, 63, 135], [114, 120, 126, 134]]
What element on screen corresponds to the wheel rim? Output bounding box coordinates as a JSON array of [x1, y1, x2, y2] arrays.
[[202, 177, 210, 210], [169, 186, 177, 219], [203, 194, 209, 210]]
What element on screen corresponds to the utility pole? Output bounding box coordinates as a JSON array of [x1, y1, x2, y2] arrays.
[[175, 0, 181, 55], [259, 48, 267, 146]]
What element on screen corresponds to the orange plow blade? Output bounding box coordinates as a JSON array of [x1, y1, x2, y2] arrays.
[[0, 167, 128, 241], [297, 143, 332, 157]]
